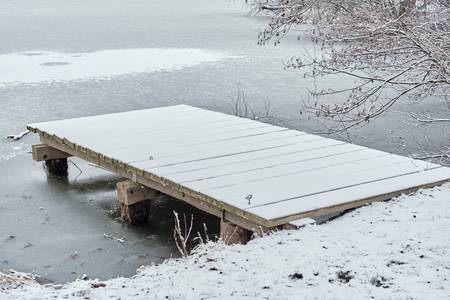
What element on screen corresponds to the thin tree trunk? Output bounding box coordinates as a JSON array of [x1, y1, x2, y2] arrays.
[[399, 0, 416, 15]]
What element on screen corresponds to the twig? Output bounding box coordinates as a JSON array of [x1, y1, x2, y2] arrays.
[[68, 159, 83, 182], [203, 223, 210, 242], [6, 130, 30, 141], [407, 112, 450, 124], [173, 211, 193, 257]]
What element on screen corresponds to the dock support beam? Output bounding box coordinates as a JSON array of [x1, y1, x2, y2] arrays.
[[220, 220, 251, 245], [45, 159, 69, 176], [117, 180, 158, 226], [32, 144, 71, 176]]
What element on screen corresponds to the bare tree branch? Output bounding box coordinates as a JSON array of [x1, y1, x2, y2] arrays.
[[252, 0, 450, 132]]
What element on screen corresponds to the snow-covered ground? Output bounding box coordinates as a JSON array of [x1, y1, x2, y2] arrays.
[[2, 183, 449, 299]]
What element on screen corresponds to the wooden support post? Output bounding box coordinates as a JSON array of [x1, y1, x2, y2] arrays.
[[220, 220, 251, 245], [32, 144, 71, 176], [117, 180, 158, 226], [32, 144, 71, 161], [120, 201, 150, 226], [45, 158, 69, 176]]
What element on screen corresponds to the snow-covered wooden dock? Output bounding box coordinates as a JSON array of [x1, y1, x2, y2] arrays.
[[27, 105, 449, 243]]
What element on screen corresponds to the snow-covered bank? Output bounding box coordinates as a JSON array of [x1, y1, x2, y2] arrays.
[[2, 183, 449, 299], [0, 48, 228, 86]]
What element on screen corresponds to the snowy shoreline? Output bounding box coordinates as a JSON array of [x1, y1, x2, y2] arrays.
[[2, 183, 449, 299]]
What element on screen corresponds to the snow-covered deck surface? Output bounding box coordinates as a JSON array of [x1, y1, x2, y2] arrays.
[[27, 105, 450, 227]]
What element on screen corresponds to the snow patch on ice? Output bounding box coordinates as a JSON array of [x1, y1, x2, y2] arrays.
[[0, 48, 228, 86], [0, 142, 28, 163]]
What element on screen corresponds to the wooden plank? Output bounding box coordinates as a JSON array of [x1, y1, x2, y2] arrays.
[[178, 148, 388, 190], [32, 144, 71, 161], [28, 105, 214, 137], [144, 138, 347, 176], [28, 105, 188, 134], [131, 135, 336, 170], [117, 180, 158, 205], [62, 116, 269, 149], [81, 119, 272, 150], [247, 168, 450, 225], [29, 105, 249, 141], [95, 127, 295, 162], [116, 130, 304, 164], [160, 143, 359, 181], [287, 218, 316, 229], [205, 156, 438, 209]]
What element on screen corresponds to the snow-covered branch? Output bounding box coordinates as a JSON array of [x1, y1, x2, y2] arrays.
[[6, 130, 30, 141], [173, 211, 193, 257], [253, 0, 450, 132]]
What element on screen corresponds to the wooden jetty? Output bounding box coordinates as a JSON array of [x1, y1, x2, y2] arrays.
[[28, 105, 450, 244]]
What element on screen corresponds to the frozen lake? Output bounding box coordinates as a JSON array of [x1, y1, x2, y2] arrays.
[[0, 48, 229, 85], [0, 0, 447, 283]]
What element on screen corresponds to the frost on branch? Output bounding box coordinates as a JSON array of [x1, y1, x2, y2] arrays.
[[172, 211, 212, 257], [253, 0, 450, 131]]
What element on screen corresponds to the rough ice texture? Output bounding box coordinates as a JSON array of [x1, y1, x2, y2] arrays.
[[0, 48, 228, 86], [2, 183, 449, 299]]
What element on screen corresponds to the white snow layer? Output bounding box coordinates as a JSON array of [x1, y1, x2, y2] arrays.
[[0, 48, 227, 86], [2, 183, 449, 300]]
